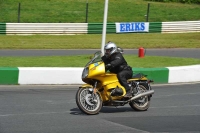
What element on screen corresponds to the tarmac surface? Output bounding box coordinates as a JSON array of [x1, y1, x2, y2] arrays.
[[0, 48, 200, 58], [0, 83, 200, 133]]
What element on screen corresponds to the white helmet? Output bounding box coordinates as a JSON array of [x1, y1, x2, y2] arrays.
[[104, 42, 117, 57]]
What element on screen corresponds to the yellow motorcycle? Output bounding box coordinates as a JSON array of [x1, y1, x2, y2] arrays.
[[76, 51, 154, 115]]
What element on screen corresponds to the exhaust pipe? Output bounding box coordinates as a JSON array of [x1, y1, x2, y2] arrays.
[[110, 90, 154, 104], [128, 90, 154, 102]]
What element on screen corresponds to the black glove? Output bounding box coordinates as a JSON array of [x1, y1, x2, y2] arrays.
[[105, 64, 112, 70]]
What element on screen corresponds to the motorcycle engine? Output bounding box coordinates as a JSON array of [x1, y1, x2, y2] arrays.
[[111, 87, 123, 96]]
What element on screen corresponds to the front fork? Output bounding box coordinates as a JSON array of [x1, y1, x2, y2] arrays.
[[88, 81, 98, 103], [88, 81, 97, 95]]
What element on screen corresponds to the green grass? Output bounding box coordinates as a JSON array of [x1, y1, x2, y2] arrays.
[[0, 0, 199, 67], [0, 33, 200, 49], [1, 55, 200, 67], [0, 0, 200, 23]]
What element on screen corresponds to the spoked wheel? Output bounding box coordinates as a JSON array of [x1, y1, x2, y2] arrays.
[[129, 85, 150, 111], [76, 87, 102, 115]]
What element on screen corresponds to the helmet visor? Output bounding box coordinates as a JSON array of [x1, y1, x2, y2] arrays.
[[105, 48, 112, 57]]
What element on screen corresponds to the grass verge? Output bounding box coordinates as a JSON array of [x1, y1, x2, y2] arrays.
[[1, 55, 200, 68], [0, 33, 200, 49]]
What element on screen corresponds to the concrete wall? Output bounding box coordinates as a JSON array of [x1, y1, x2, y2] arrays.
[[0, 65, 200, 85]]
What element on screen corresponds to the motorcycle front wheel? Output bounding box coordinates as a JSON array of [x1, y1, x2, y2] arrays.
[[76, 87, 102, 115], [129, 85, 150, 111]]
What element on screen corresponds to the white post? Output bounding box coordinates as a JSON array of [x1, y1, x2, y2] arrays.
[[101, 0, 109, 55]]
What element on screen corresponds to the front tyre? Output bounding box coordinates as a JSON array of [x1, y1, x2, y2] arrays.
[[129, 85, 150, 111], [76, 87, 102, 115]]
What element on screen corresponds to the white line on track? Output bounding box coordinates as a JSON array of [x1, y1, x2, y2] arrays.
[[0, 111, 75, 117], [154, 92, 200, 98], [151, 104, 200, 109]]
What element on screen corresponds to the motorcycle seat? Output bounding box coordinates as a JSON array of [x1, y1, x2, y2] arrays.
[[132, 73, 147, 79]]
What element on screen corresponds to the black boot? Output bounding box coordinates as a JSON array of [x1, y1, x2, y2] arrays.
[[124, 90, 132, 97]]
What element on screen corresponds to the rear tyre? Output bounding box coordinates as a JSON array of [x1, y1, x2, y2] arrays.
[[76, 87, 102, 115], [129, 85, 150, 111]]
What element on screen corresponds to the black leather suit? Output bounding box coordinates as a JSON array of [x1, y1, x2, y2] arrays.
[[102, 52, 133, 93]]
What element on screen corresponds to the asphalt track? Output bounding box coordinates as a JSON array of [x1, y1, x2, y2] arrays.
[[0, 49, 200, 58], [0, 83, 200, 133]]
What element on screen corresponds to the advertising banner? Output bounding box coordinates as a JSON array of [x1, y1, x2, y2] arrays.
[[116, 22, 149, 33]]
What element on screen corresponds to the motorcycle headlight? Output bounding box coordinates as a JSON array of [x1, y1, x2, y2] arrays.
[[82, 67, 89, 79]]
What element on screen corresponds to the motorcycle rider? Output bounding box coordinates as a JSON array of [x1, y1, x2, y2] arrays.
[[101, 41, 133, 97]]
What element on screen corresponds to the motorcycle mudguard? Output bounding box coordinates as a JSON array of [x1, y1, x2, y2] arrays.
[[79, 84, 93, 89], [79, 84, 103, 101]]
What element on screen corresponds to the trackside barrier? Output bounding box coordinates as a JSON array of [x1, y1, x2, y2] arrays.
[[18, 67, 83, 84], [132, 67, 169, 83], [0, 65, 200, 85], [167, 65, 200, 83], [1, 21, 200, 35], [0, 67, 19, 84], [0, 23, 6, 35], [162, 21, 200, 33], [6, 23, 88, 35]]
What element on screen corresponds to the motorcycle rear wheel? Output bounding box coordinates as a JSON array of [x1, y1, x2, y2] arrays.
[[129, 85, 150, 111], [76, 87, 102, 115]]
